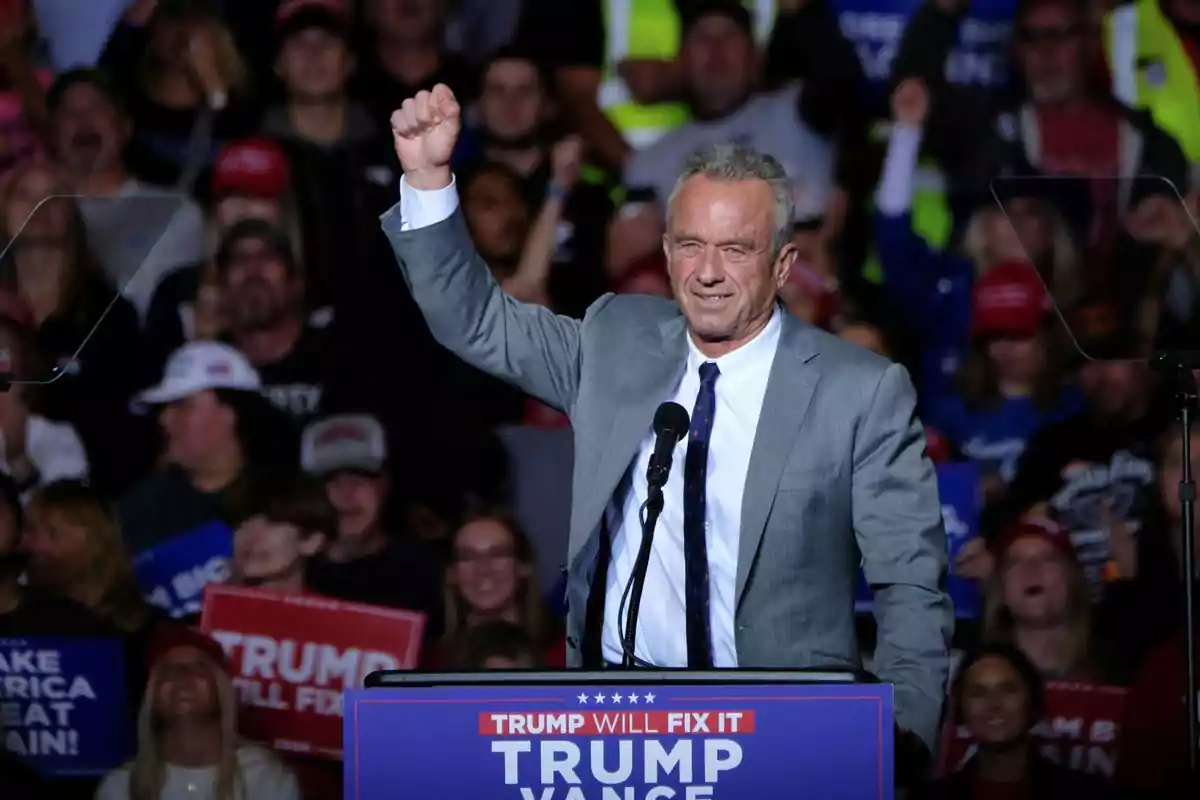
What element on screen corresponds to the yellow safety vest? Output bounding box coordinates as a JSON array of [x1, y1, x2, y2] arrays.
[[1105, 0, 1200, 164], [599, 0, 778, 151], [860, 122, 953, 284]]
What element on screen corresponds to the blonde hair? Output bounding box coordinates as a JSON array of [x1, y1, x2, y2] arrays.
[[26, 481, 150, 633], [962, 202, 1081, 307], [442, 508, 550, 649], [981, 545, 1095, 678], [0, 159, 106, 327], [129, 652, 242, 800], [141, 17, 248, 98]]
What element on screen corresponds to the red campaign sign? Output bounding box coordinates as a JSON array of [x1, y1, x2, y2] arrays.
[[200, 585, 425, 759], [937, 681, 1127, 779]]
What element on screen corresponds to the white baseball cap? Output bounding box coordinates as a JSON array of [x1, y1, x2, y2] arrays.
[[301, 414, 387, 476], [136, 341, 262, 406]]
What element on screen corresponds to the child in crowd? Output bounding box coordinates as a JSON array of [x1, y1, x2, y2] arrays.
[[96, 626, 299, 800], [230, 473, 334, 593]]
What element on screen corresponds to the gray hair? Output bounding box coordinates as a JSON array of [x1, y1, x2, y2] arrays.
[[665, 143, 795, 258]]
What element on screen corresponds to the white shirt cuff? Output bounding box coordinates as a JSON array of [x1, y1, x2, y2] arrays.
[[876, 122, 923, 216], [398, 175, 460, 231]]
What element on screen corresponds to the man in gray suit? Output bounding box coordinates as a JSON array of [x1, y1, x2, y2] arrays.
[[385, 85, 953, 755]]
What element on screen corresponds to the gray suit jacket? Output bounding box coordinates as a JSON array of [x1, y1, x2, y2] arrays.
[[383, 206, 953, 749]]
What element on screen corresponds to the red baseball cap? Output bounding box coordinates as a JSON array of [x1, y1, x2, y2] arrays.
[[971, 260, 1049, 339], [275, 0, 350, 38], [212, 138, 290, 200], [146, 625, 230, 675], [995, 516, 1077, 563]]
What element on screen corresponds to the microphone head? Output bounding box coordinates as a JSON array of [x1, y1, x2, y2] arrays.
[[652, 401, 691, 442]]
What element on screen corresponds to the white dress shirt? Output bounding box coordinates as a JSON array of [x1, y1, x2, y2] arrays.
[[396, 176, 781, 667]]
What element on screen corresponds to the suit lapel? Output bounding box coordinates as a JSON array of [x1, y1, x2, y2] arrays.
[[735, 312, 820, 606], [575, 315, 688, 556]]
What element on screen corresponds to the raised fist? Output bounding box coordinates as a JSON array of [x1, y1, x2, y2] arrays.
[[891, 78, 930, 127], [390, 84, 461, 189], [550, 136, 583, 188]]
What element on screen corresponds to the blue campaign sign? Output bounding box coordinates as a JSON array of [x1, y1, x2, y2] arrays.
[[346, 681, 894, 799], [833, 0, 1014, 101], [0, 636, 130, 776], [857, 461, 982, 619], [133, 520, 233, 618]]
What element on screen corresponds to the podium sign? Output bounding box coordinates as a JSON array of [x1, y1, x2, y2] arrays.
[[345, 680, 893, 799]]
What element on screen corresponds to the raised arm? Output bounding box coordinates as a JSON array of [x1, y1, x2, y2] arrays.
[[382, 86, 586, 414]]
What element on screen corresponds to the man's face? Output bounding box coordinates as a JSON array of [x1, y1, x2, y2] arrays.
[[325, 471, 385, 542], [665, 176, 792, 355], [221, 236, 299, 332], [158, 390, 236, 471], [1078, 359, 1144, 421], [53, 83, 127, 177], [479, 58, 545, 145], [277, 28, 352, 103], [368, 0, 443, 41], [1016, 3, 1088, 106], [680, 15, 756, 118]]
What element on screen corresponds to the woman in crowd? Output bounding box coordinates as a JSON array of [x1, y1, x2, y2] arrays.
[[97, 0, 258, 194], [917, 644, 1119, 798], [440, 507, 564, 667], [0, 307, 88, 497], [22, 480, 159, 638], [0, 158, 147, 494], [929, 263, 1082, 503], [97, 626, 300, 800], [981, 517, 1108, 680]]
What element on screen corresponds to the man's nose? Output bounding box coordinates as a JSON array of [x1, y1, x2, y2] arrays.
[[695, 248, 726, 283]]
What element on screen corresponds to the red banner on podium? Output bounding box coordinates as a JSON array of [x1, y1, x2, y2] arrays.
[[200, 586, 425, 758], [938, 681, 1127, 779]]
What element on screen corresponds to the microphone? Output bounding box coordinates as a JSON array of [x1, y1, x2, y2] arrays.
[[618, 401, 690, 668], [646, 402, 690, 494]]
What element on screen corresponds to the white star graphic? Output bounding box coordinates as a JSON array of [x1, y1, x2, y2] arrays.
[[611, 693, 623, 704], [643, 692, 656, 704], [627, 693, 640, 704], [577, 693, 589, 704], [593, 693, 606, 704]]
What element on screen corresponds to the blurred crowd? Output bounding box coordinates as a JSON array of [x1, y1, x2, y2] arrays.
[[0, 0, 1198, 797]]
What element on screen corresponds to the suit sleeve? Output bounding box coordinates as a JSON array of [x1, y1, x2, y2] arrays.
[[852, 362, 953, 753], [380, 181, 586, 413]]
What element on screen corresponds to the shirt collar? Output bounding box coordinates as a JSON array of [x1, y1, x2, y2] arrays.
[[685, 305, 782, 378]]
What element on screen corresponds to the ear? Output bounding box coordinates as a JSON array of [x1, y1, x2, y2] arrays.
[[773, 242, 799, 290]]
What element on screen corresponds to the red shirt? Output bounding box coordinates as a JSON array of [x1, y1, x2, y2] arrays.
[[1036, 104, 1121, 261], [1116, 633, 1199, 796]]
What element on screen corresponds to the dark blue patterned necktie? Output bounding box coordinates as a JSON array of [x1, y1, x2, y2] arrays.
[[683, 361, 720, 668]]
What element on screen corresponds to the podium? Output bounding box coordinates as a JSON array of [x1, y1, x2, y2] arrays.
[[345, 669, 894, 799]]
